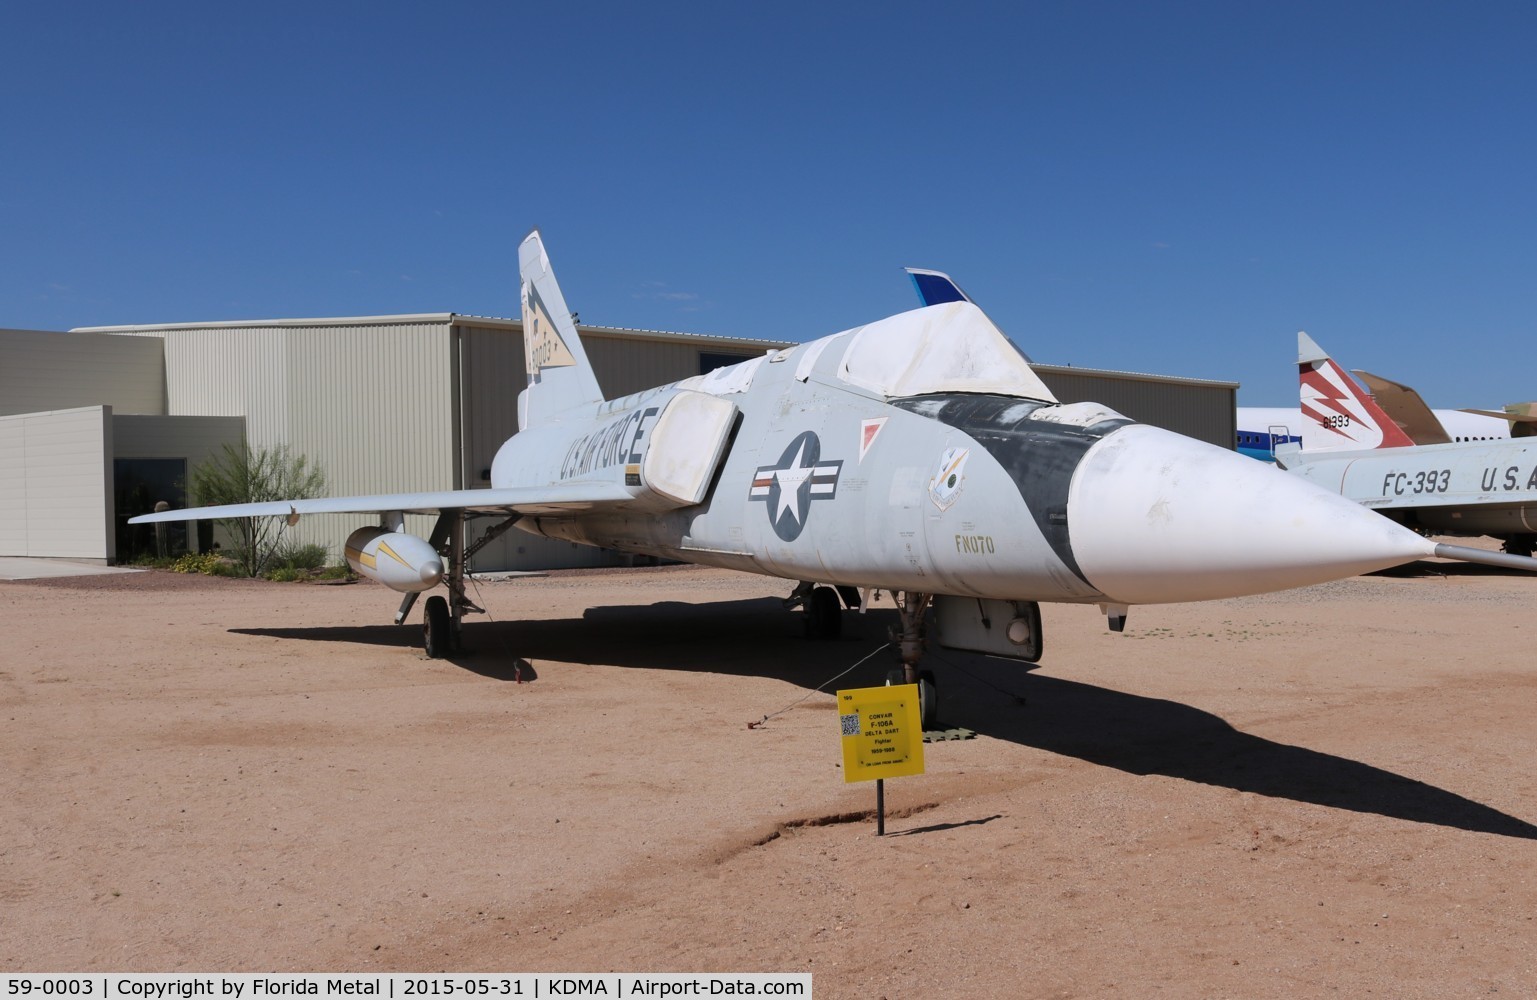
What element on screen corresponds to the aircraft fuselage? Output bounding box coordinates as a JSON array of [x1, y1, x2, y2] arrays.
[[497, 352, 1111, 602], [1277, 438, 1537, 539]]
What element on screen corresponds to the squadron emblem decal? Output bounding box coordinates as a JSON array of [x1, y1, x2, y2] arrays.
[[928, 446, 970, 511], [750, 431, 843, 542]]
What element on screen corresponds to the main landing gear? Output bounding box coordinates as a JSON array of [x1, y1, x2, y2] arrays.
[[791, 582, 939, 730], [888, 591, 938, 730], [1503, 535, 1537, 558], [423, 595, 452, 658], [397, 510, 521, 658], [786, 581, 859, 640]]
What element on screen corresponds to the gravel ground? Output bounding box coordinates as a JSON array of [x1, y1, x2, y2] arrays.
[[3, 556, 1535, 997]]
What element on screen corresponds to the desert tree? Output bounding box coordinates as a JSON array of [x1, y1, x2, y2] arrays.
[[189, 443, 327, 577]]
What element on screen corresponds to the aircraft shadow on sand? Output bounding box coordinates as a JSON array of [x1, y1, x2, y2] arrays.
[[233, 594, 1537, 841], [1375, 557, 1537, 579]]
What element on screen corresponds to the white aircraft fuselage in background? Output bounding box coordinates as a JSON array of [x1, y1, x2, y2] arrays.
[[1271, 332, 1537, 556], [1236, 405, 1509, 460]]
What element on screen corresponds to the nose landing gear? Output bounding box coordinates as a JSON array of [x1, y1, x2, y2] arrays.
[[889, 591, 937, 730]]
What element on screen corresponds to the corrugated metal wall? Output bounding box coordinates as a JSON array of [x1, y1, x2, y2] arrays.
[[459, 324, 522, 488], [0, 406, 113, 559], [1034, 366, 1236, 448], [1, 329, 164, 417], [280, 322, 456, 494], [109, 320, 457, 559], [172, 328, 292, 438], [586, 335, 753, 398]]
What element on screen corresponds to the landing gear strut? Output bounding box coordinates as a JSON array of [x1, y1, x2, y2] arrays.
[[398, 510, 521, 658], [806, 586, 843, 639], [788, 583, 938, 726], [889, 591, 937, 730], [787, 581, 846, 640], [1503, 535, 1537, 558]]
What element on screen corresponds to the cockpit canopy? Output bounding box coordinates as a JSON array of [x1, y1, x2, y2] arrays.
[[834, 302, 1057, 402]]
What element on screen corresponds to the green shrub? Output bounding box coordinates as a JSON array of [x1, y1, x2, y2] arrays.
[[270, 541, 329, 572], [265, 566, 304, 582], [189, 443, 327, 576], [171, 552, 231, 576]]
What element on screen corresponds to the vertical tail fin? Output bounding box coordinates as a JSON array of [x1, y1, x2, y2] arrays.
[[518, 230, 605, 429], [905, 267, 972, 306], [1348, 369, 1450, 444], [1297, 331, 1415, 451]]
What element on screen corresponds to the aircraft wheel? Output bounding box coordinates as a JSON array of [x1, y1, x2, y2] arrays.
[[805, 586, 843, 640], [423, 595, 451, 658], [917, 670, 938, 730], [886, 668, 938, 731], [1503, 536, 1536, 558]]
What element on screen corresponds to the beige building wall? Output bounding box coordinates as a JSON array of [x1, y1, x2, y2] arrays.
[[0, 329, 164, 417], [0, 406, 113, 560], [87, 318, 460, 559], [1034, 365, 1237, 449], [585, 334, 762, 400], [113, 415, 247, 464]]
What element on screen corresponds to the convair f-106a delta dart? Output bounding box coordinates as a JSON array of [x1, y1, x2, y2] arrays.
[[131, 232, 1530, 726]]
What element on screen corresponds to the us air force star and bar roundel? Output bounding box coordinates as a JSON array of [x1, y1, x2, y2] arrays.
[[749, 431, 843, 542]]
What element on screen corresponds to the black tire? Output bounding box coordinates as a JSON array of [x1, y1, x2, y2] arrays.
[[1503, 536, 1536, 558], [917, 670, 938, 730], [805, 585, 843, 640], [423, 595, 451, 658], [885, 668, 937, 731]]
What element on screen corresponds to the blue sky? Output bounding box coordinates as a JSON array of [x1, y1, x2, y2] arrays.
[[4, 2, 1536, 406]]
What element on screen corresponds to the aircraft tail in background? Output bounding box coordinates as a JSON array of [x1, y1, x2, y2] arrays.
[[1460, 401, 1537, 439], [905, 267, 973, 306], [518, 229, 606, 429], [1297, 331, 1416, 451]]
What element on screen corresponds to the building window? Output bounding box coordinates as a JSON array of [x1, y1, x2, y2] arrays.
[[115, 458, 194, 561]]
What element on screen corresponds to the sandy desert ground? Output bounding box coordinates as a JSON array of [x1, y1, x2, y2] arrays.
[[3, 555, 1536, 998]]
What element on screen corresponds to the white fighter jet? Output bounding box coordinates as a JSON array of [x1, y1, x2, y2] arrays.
[[1275, 332, 1537, 557], [131, 233, 1526, 725]]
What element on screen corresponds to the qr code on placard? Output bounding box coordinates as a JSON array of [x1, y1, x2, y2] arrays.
[[839, 713, 860, 737]]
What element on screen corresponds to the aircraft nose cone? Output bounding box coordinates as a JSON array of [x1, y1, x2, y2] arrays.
[[420, 558, 445, 588], [1067, 424, 1436, 604]]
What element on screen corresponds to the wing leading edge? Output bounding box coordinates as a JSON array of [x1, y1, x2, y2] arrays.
[[127, 481, 636, 524]]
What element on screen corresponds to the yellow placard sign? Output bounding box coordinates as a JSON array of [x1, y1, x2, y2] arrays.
[[837, 684, 925, 783]]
